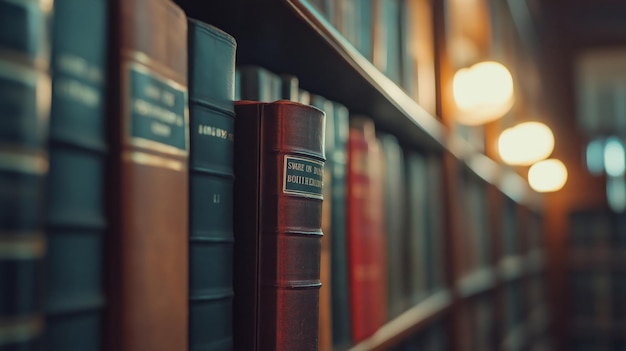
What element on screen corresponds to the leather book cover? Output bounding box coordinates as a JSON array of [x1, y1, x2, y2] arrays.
[[44, 0, 108, 349], [187, 18, 236, 351], [347, 117, 387, 342], [310, 94, 334, 351], [329, 101, 352, 349], [233, 100, 325, 351], [0, 0, 52, 348], [379, 133, 406, 318], [107, 0, 189, 350]]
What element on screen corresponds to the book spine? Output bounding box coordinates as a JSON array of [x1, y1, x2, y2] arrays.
[[330, 102, 352, 348], [236, 65, 281, 102], [0, 0, 52, 349], [347, 117, 386, 342], [187, 19, 236, 351], [380, 133, 406, 318], [233, 101, 325, 351], [44, 0, 108, 349], [108, 0, 189, 350]]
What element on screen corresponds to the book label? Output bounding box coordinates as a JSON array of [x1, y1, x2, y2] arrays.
[[127, 64, 188, 153], [283, 155, 324, 199]]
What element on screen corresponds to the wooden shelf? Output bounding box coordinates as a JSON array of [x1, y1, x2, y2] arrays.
[[347, 290, 452, 351], [498, 255, 526, 282], [456, 267, 497, 299]]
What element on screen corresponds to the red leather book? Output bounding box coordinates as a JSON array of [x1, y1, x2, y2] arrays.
[[107, 0, 189, 350], [347, 117, 387, 342], [233, 100, 325, 351]]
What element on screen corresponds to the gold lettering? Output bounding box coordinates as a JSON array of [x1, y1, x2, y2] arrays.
[[161, 90, 175, 106], [55, 78, 100, 107], [145, 85, 161, 100], [150, 122, 171, 137], [57, 53, 103, 82]]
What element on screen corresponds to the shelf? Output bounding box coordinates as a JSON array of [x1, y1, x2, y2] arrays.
[[347, 290, 452, 351], [175, 0, 543, 210], [456, 267, 497, 299], [498, 255, 526, 282]]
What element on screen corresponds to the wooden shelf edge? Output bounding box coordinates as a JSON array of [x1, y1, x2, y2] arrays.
[[456, 267, 497, 299], [284, 0, 448, 148], [347, 290, 452, 351]]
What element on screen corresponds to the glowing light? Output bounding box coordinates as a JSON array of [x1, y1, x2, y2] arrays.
[[604, 137, 625, 177], [453, 61, 514, 125], [498, 122, 555, 166], [585, 138, 605, 175], [528, 159, 568, 192]]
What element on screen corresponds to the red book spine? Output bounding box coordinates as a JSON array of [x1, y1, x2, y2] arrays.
[[347, 118, 387, 342], [233, 100, 325, 351]]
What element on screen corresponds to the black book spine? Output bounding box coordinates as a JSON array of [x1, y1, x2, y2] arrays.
[[0, 0, 52, 349], [44, 0, 108, 349], [187, 19, 236, 351]]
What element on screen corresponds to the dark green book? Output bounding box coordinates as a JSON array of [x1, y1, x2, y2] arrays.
[[0, 0, 52, 348], [187, 19, 237, 351], [236, 65, 281, 102], [379, 133, 406, 318], [329, 101, 352, 349], [44, 0, 108, 349]]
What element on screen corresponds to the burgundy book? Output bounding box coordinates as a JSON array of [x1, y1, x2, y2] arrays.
[[347, 117, 387, 342], [107, 0, 189, 350], [233, 100, 325, 351]]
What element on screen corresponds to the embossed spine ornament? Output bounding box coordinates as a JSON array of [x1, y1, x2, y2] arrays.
[[233, 100, 325, 351]]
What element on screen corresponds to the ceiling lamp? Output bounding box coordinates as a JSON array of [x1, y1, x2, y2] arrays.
[[453, 61, 514, 125], [528, 159, 568, 192], [498, 121, 555, 166]]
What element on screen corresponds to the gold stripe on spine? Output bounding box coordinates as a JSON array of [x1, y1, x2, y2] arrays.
[[121, 59, 189, 156], [0, 150, 48, 174], [123, 151, 184, 171], [0, 235, 45, 259], [0, 316, 43, 346]]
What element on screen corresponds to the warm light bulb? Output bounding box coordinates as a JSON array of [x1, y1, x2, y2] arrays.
[[528, 159, 568, 192], [498, 122, 555, 166], [453, 61, 514, 125]]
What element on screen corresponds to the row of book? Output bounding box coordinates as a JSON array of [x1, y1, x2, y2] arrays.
[[301, 0, 437, 116], [235, 64, 448, 349], [569, 210, 626, 250], [570, 269, 626, 324], [1, 0, 450, 350], [1, 0, 329, 350]]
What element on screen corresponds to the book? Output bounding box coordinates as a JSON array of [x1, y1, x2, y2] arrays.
[[379, 133, 406, 318], [0, 0, 52, 348], [329, 101, 352, 349], [44, 0, 108, 349], [187, 19, 236, 351], [280, 74, 300, 101], [107, 0, 189, 350], [347, 116, 387, 342], [310, 94, 334, 351], [404, 151, 429, 303], [236, 65, 281, 102], [233, 100, 325, 351], [372, 0, 402, 84]]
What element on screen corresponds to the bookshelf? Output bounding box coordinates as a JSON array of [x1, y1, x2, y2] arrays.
[[171, 0, 553, 350]]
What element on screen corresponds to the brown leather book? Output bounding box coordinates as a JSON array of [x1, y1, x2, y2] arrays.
[[233, 100, 325, 351], [106, 0, 189, 350]]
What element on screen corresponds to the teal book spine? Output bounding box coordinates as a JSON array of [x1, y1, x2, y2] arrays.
[[0, 0, 52, 349], [187, 19, 236, 351], [44, 0, 108, 349]]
